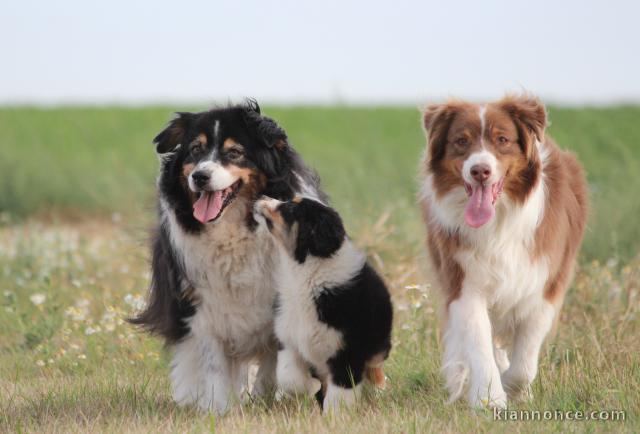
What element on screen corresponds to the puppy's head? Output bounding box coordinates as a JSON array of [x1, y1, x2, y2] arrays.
[[422, 93, 546, 228], [254, 197, 345, 263]]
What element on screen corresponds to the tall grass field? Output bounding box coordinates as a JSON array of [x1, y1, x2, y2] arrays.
[[1, 105, 639, 433]]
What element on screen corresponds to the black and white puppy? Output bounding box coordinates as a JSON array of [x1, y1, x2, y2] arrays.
[[253, 197, 393, 413]]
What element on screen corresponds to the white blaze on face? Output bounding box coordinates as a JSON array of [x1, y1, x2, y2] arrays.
[[479, 104, 487, 144]]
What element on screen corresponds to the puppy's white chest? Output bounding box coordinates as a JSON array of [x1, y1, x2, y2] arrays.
[[274, 276, 343, 370]]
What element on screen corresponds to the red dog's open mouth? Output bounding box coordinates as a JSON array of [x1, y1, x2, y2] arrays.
[[192, 180, 242, 223], [463, 177, 504, 228]]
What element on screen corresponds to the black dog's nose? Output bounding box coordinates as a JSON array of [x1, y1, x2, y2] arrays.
[[191, 171, 210, 188]]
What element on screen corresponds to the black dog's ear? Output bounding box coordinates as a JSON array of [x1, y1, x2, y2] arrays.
[[244, 97, 261, 114], [258, 115, 288, 150], [153, 112, 194, 154], [242, 100, 288, 150], [294, 201, 346, 263]]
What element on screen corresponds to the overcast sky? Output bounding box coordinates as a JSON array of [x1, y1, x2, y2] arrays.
[[2, 0, 639, 105]]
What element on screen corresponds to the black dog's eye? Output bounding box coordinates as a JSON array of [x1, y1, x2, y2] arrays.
[[189, 140, 205, 155], [226, 148, 243, 159]]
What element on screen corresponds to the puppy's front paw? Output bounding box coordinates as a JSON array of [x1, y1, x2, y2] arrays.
[[323, 383, 359, 415]]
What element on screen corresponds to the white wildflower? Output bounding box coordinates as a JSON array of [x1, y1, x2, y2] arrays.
[[396, 302, 409, 311], [30, 293, 46, 305], [124, 293, 146, 311], [35, 360, 45, 367], [64, 306, 87, 321], [76, 298, 90, 308]]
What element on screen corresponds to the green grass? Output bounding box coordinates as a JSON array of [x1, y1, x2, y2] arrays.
[[0, 221, 637, 433], [1, 105, 640, 260], [0, 105, 639, 432]]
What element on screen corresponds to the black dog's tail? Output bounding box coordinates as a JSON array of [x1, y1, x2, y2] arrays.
[[128, 223, 195, 345]]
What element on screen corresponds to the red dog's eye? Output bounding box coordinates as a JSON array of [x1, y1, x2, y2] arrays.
[[455, 138, 469, 147], [498, 136, 509, 144]]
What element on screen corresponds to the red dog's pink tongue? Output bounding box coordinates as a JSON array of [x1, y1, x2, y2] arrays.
[[464, 184, 495, 228], [193, 191, 223, 223]]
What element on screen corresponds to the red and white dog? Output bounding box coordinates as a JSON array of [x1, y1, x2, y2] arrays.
[[419, 94, 588, 408]]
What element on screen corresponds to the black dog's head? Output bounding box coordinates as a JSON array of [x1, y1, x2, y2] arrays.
[[155, 100, 304, 232], [254, 197, 346, 263]]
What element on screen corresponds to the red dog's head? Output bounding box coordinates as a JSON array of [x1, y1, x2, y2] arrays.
[[422, 94, 547, 228]]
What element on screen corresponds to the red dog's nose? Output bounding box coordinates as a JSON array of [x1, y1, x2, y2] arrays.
[[470, 164, 491, 183]]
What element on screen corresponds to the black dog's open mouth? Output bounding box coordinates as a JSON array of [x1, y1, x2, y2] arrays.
[[192, 180, 242, 223]]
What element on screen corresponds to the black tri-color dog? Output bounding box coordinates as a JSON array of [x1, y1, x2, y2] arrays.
[[131, 100, 327, 414]]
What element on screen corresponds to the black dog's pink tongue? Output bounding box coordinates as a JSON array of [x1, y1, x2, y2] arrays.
[[193, 191, 223, 223], [464, 184, 495, 228]]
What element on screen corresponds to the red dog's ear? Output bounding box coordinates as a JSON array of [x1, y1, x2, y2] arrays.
[[422, 103, 442, 132], [421, 102, 459, 164], [498, 94, 547, 159]]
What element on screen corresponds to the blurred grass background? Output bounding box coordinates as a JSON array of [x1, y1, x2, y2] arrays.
[[1, 105, 639, 260]]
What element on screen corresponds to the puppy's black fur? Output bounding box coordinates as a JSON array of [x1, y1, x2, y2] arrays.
[[316, 263, 393, 388]]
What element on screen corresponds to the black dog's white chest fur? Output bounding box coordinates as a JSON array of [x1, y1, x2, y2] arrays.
[[164, 199, 277, 356]]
